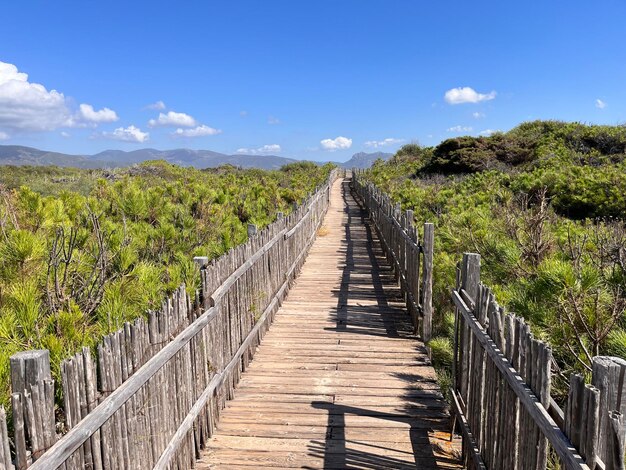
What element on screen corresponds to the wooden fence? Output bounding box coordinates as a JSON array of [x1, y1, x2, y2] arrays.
[[452, 252, 626, 470], [0, 169, 338, 470], [351, 170, 434, 341]]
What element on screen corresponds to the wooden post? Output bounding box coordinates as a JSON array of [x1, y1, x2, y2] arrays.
[[459, 253, 480, 398], [405, 210, 414, 229], [421, 223, 434, 342], [193, 256, 209, 269], [583, 384, 600, 470], [461, 253, 481, 303], [11, 393, 27, 470], [10, 350, 52, 469], [247, 224, 257, 238], [566, 374, 585, 451], [608, 411, 626, 470], [452, 262, 461, 389], [592, 356, 626, 468], [0, 406, 13, 470], [10, 350, 51, 395]]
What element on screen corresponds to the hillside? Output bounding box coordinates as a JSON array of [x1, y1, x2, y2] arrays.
[[0, 145, 390, 170], [0, 145, 119, 168], [338, 151, 393, 168], [0, 145, 298, 170]]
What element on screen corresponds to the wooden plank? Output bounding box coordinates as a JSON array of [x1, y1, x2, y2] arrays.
[[217, 413, 450, 430], [240, 367, 438, 379], [215, 422, 453, 441], [237, 376, 439, 390], [224, 401, 448, 414], [205, 435, 455, 458], [200, 450, 451, 470]]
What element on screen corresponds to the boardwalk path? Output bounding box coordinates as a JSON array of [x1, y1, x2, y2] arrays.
[[198, 178, 461, 469]]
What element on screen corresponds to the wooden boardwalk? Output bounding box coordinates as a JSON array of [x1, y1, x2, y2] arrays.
[[197, 178, 462, 469]]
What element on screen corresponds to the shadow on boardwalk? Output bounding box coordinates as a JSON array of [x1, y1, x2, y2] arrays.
[[306, 180, 455, 469]]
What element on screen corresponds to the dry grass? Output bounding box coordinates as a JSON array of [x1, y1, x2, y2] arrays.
[[317, 226, 329, 237]]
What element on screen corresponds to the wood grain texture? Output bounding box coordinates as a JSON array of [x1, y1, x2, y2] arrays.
[[197, 178, 461, 469]]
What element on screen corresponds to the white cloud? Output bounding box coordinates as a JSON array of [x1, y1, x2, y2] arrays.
[[595, 99, 607, 109], [472, 112, 486, 119], [148, 111, 196, 128], [320, 136, 352, 151], [364, 138, 405, 148], [0, 60, 118, 133], [240, 110, 248, 117], [444, 87, 496, 104], [447, 125, 473, 133], [172, 125, 222, 137], [479, 129, 501, 136], [268, 116, 280, 125], [78, 104, 118, 123], [101, 125, 149, 143], [259, 144, 281, 153], [0, 131, 9, 140], [0, 61, 71, 131], [145, 100, 166, 110], [60, 131, 70, 138], [236, 144, 282, 155]]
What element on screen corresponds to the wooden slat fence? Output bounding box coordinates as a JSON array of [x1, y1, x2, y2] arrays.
[[351, 170, 434, 341], [452, 252, 626, 470], [0, 169, 338, 470]]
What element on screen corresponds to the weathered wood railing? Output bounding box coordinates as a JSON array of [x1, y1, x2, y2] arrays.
[[351, 170, 434, 341], [0, 169, 338, 470], [452, 252, 626, 470]]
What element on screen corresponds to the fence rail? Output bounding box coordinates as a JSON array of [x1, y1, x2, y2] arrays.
[[351, 170, 434, 341], [1, 169, 338, 470], [452, 252, 626, 470]]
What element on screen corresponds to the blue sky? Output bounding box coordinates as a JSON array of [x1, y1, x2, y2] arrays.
[[1, 1, 625, 162]]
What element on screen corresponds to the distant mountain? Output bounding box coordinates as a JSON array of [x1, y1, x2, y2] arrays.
[[0, 145, 298, 170], [0, 145, 390, 170], [92, 148, 298, 169], [339, 151, 393, 169], [0, 145, 118, 169]]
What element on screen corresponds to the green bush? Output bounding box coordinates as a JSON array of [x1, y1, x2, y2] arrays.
[[362, 120, 626, 398], [0, 161, 333, 407]]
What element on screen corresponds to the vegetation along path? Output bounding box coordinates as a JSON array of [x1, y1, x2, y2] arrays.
[[197, 177, 462, 469]]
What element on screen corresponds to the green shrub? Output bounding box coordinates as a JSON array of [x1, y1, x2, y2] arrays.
[[429, 336, 454, 369], [0, 161, 334, 407], [362, 120, 626, 399]]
